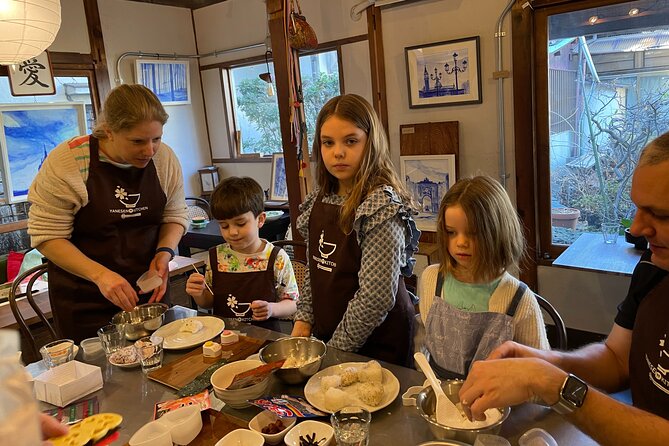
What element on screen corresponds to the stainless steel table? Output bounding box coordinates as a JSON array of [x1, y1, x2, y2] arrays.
[[27, 319, 598, 445]]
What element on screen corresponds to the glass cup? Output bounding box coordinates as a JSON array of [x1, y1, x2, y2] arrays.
[[134, 335, 164, 374], [601, 222, 619, 244], [331, 406, 371, 446], [40, 339, 74, 369], [98, 324, 125, 356]]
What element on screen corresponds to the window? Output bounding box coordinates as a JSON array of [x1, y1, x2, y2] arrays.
[[0, 75, 96, 202], [227, 49, 341, 157], [536, 0, 669, 256]]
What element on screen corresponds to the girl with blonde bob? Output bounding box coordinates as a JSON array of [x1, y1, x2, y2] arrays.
[[291, 94, 420, 367], [418, 176, 549, 379]]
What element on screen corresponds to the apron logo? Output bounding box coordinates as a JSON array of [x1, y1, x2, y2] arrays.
[[227, 294, 252, 317], [111, 186, 148, 218], [314, 230, 337, 272], [646, 333, 669, 395]]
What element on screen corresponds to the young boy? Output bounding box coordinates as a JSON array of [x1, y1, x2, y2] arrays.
[[185, 176, 298, 331]]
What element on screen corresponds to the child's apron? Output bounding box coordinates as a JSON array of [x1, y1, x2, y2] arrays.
[[425, 273, 526, 379]]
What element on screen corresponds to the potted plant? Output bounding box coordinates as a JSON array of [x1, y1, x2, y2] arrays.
[[551, 207, 581, 230]]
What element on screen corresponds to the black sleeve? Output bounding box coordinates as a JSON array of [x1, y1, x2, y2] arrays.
[[615, 250, 667, 329]]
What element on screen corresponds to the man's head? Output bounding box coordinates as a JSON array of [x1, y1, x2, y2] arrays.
[[210, 177, 266, 253], [630, 132, 669, 271]]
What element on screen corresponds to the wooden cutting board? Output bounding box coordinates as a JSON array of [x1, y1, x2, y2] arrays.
[[148, 336, 269, 390]]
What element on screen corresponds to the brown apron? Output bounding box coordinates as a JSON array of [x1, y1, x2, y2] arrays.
[[210, 245, 282, 332], [48, 136, 168, 343], [308, 195, 415, 367], [629, 274, 669, 419]]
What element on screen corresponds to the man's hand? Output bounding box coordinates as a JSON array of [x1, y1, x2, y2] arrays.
[[251, 300, 272, 321], [148, 252, 171, 303], [94, 269, 138, 311], [291, 320, 312, 337]]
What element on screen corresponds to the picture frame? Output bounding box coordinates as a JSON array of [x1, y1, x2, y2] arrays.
[[269, 153, 288, 202], [7, 51, 56, 96], [405, 36, 482, 108], [135, 59, 191, 105], [0, 103, 87, 203], [400, 154, 457, 232]]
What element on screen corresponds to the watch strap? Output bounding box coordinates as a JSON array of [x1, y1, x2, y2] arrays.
[[155, 247, 175, 260]]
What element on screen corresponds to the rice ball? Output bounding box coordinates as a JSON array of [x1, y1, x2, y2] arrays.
[[339, 366, 360, 387], [320, 374, 342, 393], [324, 387, 351, 412], [358, 360, 383, 384], [358, 382, 384, 407]]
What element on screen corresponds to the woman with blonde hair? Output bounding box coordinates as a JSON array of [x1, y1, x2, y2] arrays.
[[28, 84, 188, 342], [291, 94, 420, 366]]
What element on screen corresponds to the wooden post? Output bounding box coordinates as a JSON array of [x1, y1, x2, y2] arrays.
[[266, 0, 305, 258], [366, 6, 389, 131]]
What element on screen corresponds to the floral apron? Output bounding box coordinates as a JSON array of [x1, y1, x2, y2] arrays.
[[308, 194, 415, 367], [425, 273, 526, 379], [629, 275, 669, 419], [48, 136, 167, 343], [210, 245, 282, 332]]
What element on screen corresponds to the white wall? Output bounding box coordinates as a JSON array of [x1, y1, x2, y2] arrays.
[[96, 0, 210, 197], [50, 0, 90, 53]]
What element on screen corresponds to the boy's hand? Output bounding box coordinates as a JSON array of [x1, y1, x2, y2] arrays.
[[186, 273, 206, 298], [251, 300, 272, 321]]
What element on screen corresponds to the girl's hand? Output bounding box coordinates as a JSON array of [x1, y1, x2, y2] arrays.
[[186, 273, 206, 298], [291, 320, 312, 337], [251, 300, 271, 321]]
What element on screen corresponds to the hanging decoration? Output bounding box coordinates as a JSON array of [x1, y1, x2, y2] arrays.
[[258, 50, 275, 97], [0, 0, 62, 65], [288, 0, 318, 50]]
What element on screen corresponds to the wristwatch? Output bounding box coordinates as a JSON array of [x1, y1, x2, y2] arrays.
[[155, 247, 175, 261], [551, 373, 588, 414]]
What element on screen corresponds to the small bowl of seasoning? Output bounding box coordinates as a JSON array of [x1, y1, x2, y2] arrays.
[[248, 410, 296, 445]]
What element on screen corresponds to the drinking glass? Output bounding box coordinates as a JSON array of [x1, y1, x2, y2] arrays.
[[601, 222, 619, 244], [134, 335, 164, 374], [40, 339, 74, 369], [331, 406, 371, 446], [97, 324, 125, 355]]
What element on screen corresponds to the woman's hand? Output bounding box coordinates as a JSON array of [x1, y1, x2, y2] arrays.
[[251, 300, 272, 321], [185, 273, 206, 298], [94, 269, 138, 311], [291, 320, 312, 337], [148, 252, 171, 303]]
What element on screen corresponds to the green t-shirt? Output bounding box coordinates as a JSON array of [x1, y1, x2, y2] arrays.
[[441, 273, 501, 312]]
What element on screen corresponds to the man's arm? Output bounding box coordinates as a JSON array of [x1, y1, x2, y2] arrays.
[[38, 239, 138, 311]]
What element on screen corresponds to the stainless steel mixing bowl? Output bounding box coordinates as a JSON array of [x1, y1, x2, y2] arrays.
[[258, 336, 326, 385], [110, 302, 168, 341]]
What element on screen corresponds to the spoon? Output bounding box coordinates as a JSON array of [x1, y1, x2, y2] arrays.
[[414, 352, 463, 425]]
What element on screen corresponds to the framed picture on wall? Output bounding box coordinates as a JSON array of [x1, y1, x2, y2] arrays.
[[0, 103, 87, 203], [405, 36, 482, 108], [135, 59, 191, 105], [270, 153, 288, 201], [7, 51, 56, 96], [400, 154, 456, 232]]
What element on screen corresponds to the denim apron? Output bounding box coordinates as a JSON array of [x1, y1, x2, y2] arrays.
[[425, 272, 526, 379]]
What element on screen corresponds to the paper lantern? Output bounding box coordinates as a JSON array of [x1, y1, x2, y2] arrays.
[[0, 0, 61, 65]]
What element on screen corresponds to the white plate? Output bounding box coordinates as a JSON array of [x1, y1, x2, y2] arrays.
[[108, 346, 140, 368], [265, 210, 284, 221], [304, 361, 400, 414], [152, 316, 225, 350]]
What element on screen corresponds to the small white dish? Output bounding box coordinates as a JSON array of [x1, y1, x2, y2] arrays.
[[108, 346, 140, 368], [248, 410, 296, 445], [129, 420, 172, 446], [214, 428, 264, 446], [284, 420, 334, 446], [156, 405, 202, 445], [137, 270, 162, 293]]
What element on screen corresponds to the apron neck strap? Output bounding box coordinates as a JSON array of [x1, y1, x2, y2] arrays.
[[506, 281, 528, 316]]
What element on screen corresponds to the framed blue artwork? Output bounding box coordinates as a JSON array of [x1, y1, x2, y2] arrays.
[[0, 103, 86, 203], [135, 59, 191, 105], [270, 153, 288, 201]]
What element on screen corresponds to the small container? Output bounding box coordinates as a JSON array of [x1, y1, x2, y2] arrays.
[[129, 420, 172, 446], [155, 405, 203, 446], [202, 341, 222, 363], [220, 330, 239, 345], [40, 339, 75, 369], [190, 216, 208, 229], [248, 410, 296, 445], [284, 420, 334, 446], [33, 361, 103, 407], [210, 359, 270, 408], [137, 270, 163, 293], [80, 338, 103, 358], [518, 428, 558, 446], [214, 429, 264, 446]]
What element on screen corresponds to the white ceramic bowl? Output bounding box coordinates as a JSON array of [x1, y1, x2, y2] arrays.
[[210, 359, 270, 409], [214, 428, 264, 446], [156, 405, 202, 445], [284, 420, 334, 446], [248, 410, 296, 445], [128, 420, 172, 446]]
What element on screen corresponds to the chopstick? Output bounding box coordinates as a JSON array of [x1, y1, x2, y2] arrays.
[[192, 264, 214, 296]]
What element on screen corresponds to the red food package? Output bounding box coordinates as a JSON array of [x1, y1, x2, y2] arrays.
[[154, 390, 211, 419], [249, 395, 327, 418]]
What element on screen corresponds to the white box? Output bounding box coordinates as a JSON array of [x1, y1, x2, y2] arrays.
[[34, 361, 103, 407]]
